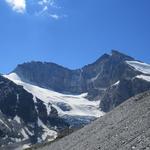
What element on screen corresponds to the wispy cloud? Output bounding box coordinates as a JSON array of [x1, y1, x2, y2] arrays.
[[5, 0, 26, 13], [5, 0, 65, 20], [35, 0, 65, 20], [49, 14, 60, 20], [38, 0, 56, 7]]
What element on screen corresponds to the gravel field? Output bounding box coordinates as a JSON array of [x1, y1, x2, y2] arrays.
[[35, 91, 150, 150]]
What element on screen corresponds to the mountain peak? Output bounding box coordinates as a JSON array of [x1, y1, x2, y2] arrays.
[[93, 53, 110, 64], [111, 50, 134, 61], [94, 50, 134, 65], [111, 50, 123, 55]]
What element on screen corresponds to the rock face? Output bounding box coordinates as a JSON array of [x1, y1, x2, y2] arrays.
[[13, 51, 136, 94], [0, 75, 38, 146], [14, 61, 84, 94], [100, 77, 150, 112], [0, 75, 68, 148], [36, 90, 150, 150], [0, 75, 37, 123], [13, 50, 137, 96], [14, 51, 137, 96]]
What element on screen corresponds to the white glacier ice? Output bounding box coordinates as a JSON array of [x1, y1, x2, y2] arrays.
[[126, 60, 150, 74], [4, 73, 104, 118]]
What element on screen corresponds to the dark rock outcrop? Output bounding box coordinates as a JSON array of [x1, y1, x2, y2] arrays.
[[13, 61, 84, 94], [36, 98, 48, 124], [0, 75, 37, 123], [100, 78, 150, 112], [0, 75, 69, 147], [0, 75, 39, 146]]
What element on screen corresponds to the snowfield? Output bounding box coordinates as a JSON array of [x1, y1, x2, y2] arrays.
[[136, 75, 150, 82], [126, 60, 150, 82], [126, 60, 150, 74], [4, 73, 104, 118]]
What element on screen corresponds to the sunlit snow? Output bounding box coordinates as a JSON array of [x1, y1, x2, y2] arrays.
[[136, 75, 150, 82], [126, 60, 150, 74], [4, 73, 104, 118], [38, 118, 57, 141]]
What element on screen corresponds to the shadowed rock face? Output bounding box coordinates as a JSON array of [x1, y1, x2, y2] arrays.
[[0, 75, 38, 146], [36, 91, 150, 150], [0, 75, 37, 123], [13, 61, 84, 94], [82, 50, 135, 89], [100, 78, 150, 112], [0, 75, 69, 147]]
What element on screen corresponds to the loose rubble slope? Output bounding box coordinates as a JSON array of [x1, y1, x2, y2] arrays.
[[36, 90, 150, 150]]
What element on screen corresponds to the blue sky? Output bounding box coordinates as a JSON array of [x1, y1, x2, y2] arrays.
[[0, 0, 150, 73]]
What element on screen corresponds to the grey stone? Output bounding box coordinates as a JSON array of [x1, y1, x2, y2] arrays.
[[36, 91, 150, 150]]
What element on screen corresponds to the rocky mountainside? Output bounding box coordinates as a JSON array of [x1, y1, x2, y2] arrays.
[[0, 75, 69, 149], [13, 50, 137, 96], [4, 73, 103, 128], [1, 73, 102, 149], [100, 77, 150, 112], [12, 50, 150, 111], [36, 90, 150, 150], [1, 50, 150, 149]]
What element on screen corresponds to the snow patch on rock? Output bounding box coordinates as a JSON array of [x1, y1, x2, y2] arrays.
[[126, 61, 150, 74], [38, 118, 57, 142], [136, 75, 150, 82]]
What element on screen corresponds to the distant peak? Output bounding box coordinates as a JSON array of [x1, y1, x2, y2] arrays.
[[94, 50, 134, 65], [94, 53, 110, 64], [111, 50, 134, 60], [111, 50, 126, 56], [98, 53, 110, 60]]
